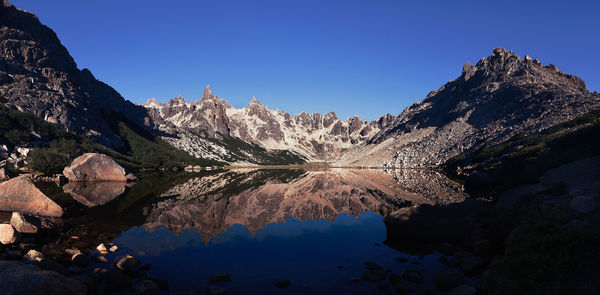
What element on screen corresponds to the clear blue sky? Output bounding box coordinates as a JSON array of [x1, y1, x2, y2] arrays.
[[11, 0, 600, 120]]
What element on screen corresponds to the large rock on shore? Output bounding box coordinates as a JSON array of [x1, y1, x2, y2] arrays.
[[0, 176, 63, 217], [0, 261, 86, 295], [63, 153, 138, 182]]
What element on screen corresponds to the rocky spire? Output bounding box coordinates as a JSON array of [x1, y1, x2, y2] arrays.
[[201, 85, 213, 100]]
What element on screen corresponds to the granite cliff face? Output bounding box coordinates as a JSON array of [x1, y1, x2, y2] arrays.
[[335, 48, 600, 167], [144, 86, 394, 162], [0, 0, 153, 149]]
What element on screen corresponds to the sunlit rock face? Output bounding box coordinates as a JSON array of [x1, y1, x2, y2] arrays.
[[143, 169, 466, 243]]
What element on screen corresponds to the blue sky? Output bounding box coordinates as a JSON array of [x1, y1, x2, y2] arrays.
[[11, 0, 600, 120]]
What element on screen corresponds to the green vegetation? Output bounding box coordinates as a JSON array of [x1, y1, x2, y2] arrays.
[[0, 103, 219, 174], [446, 109, 600, 193]]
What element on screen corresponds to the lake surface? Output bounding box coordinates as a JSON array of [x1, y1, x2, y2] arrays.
[[45, 168, 469, 294]]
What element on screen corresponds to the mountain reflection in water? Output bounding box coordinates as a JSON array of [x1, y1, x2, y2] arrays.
[[48, 168, 467, 294], [142, 168, 466, 243]]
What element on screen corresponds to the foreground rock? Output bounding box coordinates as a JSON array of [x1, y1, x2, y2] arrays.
[[63, 181, 128, 207], [10, 212, 57, 233], [0, 176, 63, 217], [63, 153, 138, 182], [0, 261, 86, 295], [0, 223, 19, 244]]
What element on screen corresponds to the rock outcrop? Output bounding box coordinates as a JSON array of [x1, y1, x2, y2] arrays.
[[0, 175, 63, 217], [63, 153, 137, 182], [0, 0, 154, 149]]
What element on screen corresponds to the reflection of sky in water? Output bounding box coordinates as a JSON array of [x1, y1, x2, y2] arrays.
[[113, 211, 450, 294]]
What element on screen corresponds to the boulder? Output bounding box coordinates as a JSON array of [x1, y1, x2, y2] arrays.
[[63, 153, 138, 182], [22, 249, 43, 264], [63, 182, 128, 207], [0, 176, 63, 217], [0, 261, 86, 295], [115, 254, 140, 274], [0, 223, 19, 244], [10, 212, 57, 233], [72, 253, 90, 267]]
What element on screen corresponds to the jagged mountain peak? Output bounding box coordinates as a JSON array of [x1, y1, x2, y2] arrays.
[[202, 84, 213, 99], [248, 96, 264, 107]]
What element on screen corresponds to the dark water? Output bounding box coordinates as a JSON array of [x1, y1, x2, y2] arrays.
[[46, 168, 470, 294]]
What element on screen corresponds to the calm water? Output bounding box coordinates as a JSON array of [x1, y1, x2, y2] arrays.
[[45, 168, 469, 294]]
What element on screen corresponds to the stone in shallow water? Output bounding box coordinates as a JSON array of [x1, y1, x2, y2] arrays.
[[10, 212, 56, 233], [72, 252, 90, 267], [22, 249, 43, 264], [116, 254, 140, 274]]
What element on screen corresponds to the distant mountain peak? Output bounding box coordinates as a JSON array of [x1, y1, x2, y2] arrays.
[[248, 96, 263, 106], [201, 84, 213, 100]]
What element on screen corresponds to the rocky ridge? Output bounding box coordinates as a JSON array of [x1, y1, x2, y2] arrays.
[[335, 48, 600, 167], [144, 86, 394, 162]]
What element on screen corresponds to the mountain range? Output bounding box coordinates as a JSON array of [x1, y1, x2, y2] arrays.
[[1, 0, 599, 169]]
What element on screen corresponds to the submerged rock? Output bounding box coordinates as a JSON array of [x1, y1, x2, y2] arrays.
[[116, 254, 140, 274], [10, 212, 57, 233], [22, 249, 43, 264], [0, 261, 86, 295], [0, 176, 63, 217], [63, 153, 138, 182]]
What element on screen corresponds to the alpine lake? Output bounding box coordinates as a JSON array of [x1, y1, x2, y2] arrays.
[[25, 168, 478, 294]]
